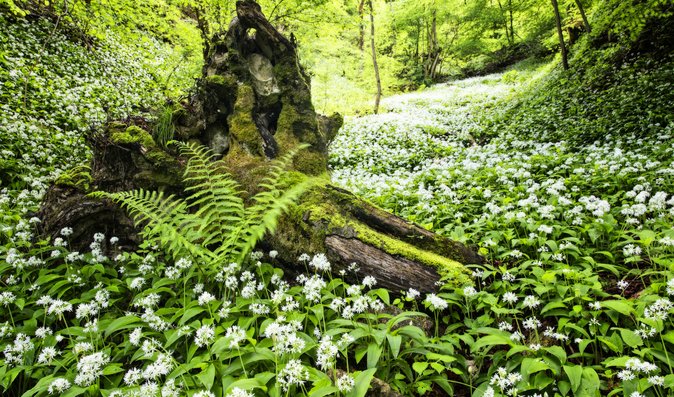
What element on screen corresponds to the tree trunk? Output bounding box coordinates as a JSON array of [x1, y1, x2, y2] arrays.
[[574, 0, 591, 33], [358, 0, 365, 52], [368, 0, 382, 114], [551, 0, 569, 70], [38, 0, 481, 294], [496, 0, 512, 45], [508, 0, 515, 43]]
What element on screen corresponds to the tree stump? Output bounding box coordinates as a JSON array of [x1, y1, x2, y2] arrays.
[[38, 0, 481, 292]]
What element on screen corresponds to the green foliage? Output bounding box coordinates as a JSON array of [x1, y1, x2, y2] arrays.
[[91, 142, 314, 268], [331, 58, 674, 396], [152, 104, 176, 148], [0, 0, 25, 15]]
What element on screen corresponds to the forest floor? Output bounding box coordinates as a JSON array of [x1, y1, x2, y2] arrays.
[[2, 12, 674, 395], [329, 59, 674, 395]]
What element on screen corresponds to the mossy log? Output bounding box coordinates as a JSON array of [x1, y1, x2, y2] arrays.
[[37, 0, 481, 293]]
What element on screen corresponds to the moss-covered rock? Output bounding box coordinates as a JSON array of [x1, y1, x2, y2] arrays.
[[227, 84, 263, 156], [106, 124, 182, 187]]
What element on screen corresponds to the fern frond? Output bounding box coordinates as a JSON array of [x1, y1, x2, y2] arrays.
[[172, 141, 246, 247], [92, 141, 311, 270], [89, 190, 214, 264]]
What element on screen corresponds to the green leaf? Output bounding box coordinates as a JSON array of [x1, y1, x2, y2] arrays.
[[103, 315, 141, 337], [601, 300, 634, 316], [367, 342, 383, 369], [520, 358, 550, 382], [563, 365, 583, 394], [603, 356, 630, 367], [579, 367, 600, 396], [198, 363, 216, 390], [619, 328, 643, 348], [308, 385, 340, 397], [346, 368, 377, 397], [386, 334, 402, 358], [541, 300, 567, 314], [224, 378, 265, 394], [546, 345, 567, 364], [471, 334, 513, 352], [413, 361, 429, 374]]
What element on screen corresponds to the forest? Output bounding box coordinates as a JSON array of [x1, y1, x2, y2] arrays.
[[0, 0, 673, 396]]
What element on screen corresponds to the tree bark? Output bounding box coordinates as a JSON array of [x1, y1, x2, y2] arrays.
[[574, 0, 591, 33], [508, 0, 515, 43], [367, 0, 382, 114], [551, 0, 569, 70], [38, 0, 481, 294], [357, 0, 365, 52]]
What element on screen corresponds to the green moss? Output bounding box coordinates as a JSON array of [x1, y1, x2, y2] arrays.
[[290, 186, 470, 285], [292, 149, 326, 175], [111, 125, 152, 146], [55, 166, 92, 191], [276, 106, 318, 145], [110, 125, 180, 171], [227, 84, 262, 155], [204, 74, 236, 88], [354, 224, 469, 285]]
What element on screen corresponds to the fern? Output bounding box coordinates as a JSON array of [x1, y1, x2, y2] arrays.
[[90, 141, 314, 272]]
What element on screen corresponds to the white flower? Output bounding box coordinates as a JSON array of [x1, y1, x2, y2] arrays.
[[35, 327, 52, 339], [497, 322, 513, 332], [193, 391, 216, 397], [316, 336, 339, 370], [129, 328, 142, 346], [622, 244, 642, 257], [362, 275, 377, 288], [644, 298, 673, 321], [226, 387, 254, 397], [130, 277, 146, 290], [406, 288, 420, 299], [198, 292, 216, 306], [142, 352, 173, 380], [464, 286, 478, 298], [648, 375, 665, 386], [522, 295, 541, 309], [0, 292, 16, 306], [250, 303, 270, 315], [225, 325, 247, 349], [502, 292, 518, 304], [523, 317, 541, 330], [424, 293, 448, 311], [502, 272, 516, 282], [302, 274, 326, 302], [47, 299, 73, 316], [277, 359, 308, 391], [74, 351, 110, 386], [336, 373, 355, 392], [538, 225, 553, 234], [309, 253, 331, 272], [37, 346, 59, 365], [48, 378, 71, 394], [194, 325, 215, 348], [124, 368, 142, 385], [269, 250, 278, 259]]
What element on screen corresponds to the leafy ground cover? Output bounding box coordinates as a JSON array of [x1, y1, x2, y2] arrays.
[[3, 9, 674, 397], [0, 13, 197, 225], [330, 57, 674, 396]]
